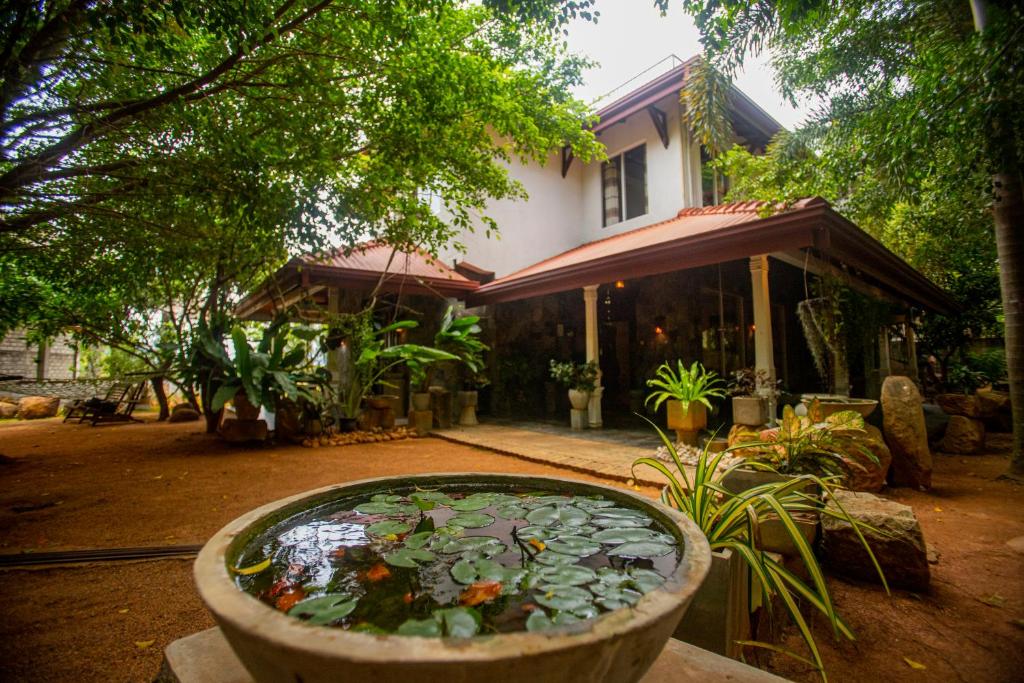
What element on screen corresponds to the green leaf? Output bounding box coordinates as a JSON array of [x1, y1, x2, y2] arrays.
[[396, 617, 442, 637], [544, 536, 602, 557], [403, 531, 435, 550], [287, 594, 358, 625], [365, 520, 412, 537], [606, 541, 675, 558], [437, 607, 481, 637], [534, 585, 594, 612], [447, 512, 495, 529], [535, 564, 596, 586], [384, 547, 436, 568], [591, 527, 662, 544]]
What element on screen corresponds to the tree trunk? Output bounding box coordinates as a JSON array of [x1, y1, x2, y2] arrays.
[[973, 0, 1024, 478], [150, 376, 170, 421], [992, 169, 1024, 477]]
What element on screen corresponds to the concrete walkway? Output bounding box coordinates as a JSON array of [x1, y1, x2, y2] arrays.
[[432, 422, 667, 487]]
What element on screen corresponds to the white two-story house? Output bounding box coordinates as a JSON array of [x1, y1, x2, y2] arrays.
[[238, 57, 953, 428]]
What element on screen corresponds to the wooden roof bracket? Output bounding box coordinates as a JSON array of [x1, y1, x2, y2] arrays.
[[561, 145, 574, 178], [647, 106, 670, 148]]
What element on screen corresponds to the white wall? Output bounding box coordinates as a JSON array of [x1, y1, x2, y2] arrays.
[[441, 91, 703, 278]]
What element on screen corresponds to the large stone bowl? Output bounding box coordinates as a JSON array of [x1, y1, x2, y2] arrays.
[[194, 473, 711, 683]]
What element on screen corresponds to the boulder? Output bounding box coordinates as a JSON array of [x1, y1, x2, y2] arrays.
[[219, 419, 268, 443], [881, 376, 932, 490], [922, 403, 950, 444], [977, 388, 1013, 432], [168, 406, 200, 423], [16, 396, 60, 420], [837, 424, 892, 492], [938, 415, 985, 454], [821, 490, 930, 592], [0, 402, 17, 419], [935, 393, 979, 417]]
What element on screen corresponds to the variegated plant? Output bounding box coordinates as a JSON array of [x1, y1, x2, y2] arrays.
[[633, 421, 888, 682]]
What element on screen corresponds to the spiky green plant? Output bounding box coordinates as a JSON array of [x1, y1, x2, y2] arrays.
[[644, 360, 726, 416], [633, 422, 888, 681]]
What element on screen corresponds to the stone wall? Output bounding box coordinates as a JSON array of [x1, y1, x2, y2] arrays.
[[0, 329, 78, 380]]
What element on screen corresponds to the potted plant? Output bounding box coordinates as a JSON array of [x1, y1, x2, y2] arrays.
[[548, 360, 599, 411], [728, 368, 776, 427], [645, 360, 726, 445], [633, 425, 888, 678]]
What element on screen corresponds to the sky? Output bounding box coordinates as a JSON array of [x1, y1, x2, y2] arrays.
[[563, 0, 813, 130]]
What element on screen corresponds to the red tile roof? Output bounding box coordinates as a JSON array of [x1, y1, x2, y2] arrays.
[[298, 241, 473, 287]]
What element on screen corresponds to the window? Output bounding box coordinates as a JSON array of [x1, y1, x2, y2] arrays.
[[601, 144, 647, 227]]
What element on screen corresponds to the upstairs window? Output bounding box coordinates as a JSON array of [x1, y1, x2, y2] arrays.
[[602, 144, 647, 227]]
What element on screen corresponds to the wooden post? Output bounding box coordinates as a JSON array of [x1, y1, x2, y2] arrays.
[[583, 285, 603, 428]]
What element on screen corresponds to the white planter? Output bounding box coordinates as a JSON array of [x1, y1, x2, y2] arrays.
[[568, 389, 591, 411], [458, 390, 479, 426]]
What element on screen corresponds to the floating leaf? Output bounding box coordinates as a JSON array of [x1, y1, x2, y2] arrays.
[[516, 525, 554, 541], [460, 580, 503, 606], [536, 564, 596, 586], [440, 536, 505, 556], [535, 585, 594, 612], [525, 506, 560, 525], [232, 558, 271, 575], [365, 520, 412, 537], [354, 501, 411, 515], [572, 497, 617, 509], [450, 496, 492, 512], [451, 559, 478, 584], [628, 568, 665, 593], [544, 536, 601, 557], [593, 507, 648, 519], [607, 541, 674, 558], [384, 548, 436, 568], [495, 504, 528, 520], [403, 531, 434, 550], [410, 490, 455, 506], [591, 527, 660, 544], [447, 512, 495, 529], [371, 494, 402, 503], [410, 494, 437, 512], [437, 607, 482, 637], [397, 617, 442, 637], [591, 516, 651, 528], [533, 551, 580, 566], [526, 610, 554, 631], [288, 594, 358, 625], [558, 506, 591, 527]]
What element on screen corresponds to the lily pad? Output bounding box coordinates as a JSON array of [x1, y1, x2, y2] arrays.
[[515, 525, 554, 541], [525, 505, 560, 525], [591, 527, 661, 544], [409, 494, 437, 512], [572, 497, 617, 509], [354, 501, 417, 515], [593, 507, 649, 519], [403, 531, 435, 550], [535, 585, 594, 612], [495, 504, 528, 520], [591, 515, 651, 529], [436, 607, 482, 637], [526, 610, 554, 631], [384, 547, 436, 568], [440, 536, 506, 556], [396, 617, 442, 637], [628, 568, 665, 593], [365, 520, 412, 537], [287, 594, 358, 625], [409, 490, 455, 506], [536, 564, 597, 586], [532, 551, 580, 566], [450, 495, 492, 512], [557, 505, 591, 527], [544, 535, 601, 557], [447, 512, 495, 529], [606, 541, 674, 558]]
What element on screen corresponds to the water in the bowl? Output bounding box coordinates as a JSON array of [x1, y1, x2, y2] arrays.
[[233, 487, 681, 637]]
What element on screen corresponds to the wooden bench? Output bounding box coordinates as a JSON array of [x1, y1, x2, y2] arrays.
[[63, 380, 147, 426]]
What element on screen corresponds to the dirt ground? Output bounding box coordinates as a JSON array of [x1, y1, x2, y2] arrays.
[[0, 417, 1021, 682]]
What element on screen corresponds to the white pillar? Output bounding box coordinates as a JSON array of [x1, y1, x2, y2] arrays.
[[749, 256, 776, 422], [749, 256, 775, 382], [583, 285, 603, 428]]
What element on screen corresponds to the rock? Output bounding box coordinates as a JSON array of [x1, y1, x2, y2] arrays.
[[821, 490, 930, 592], [926, 545, 940, 565], [976, 388, 1010, 417], [922, 403, 950, 444], [881, 376, 932, 490], [935, 393, 979, 417], [0, 402, 16, 419], [837, 424, 892, 492], [938, 415, 985, 454], [1006, 536, 1024, 555], [168, 407, 200, 423], [16, 396, 60, 420], [219, 419, 268, 443]]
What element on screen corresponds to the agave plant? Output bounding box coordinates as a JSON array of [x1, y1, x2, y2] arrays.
[[644, 360, 726, 416], [633, 421, 888, 681]]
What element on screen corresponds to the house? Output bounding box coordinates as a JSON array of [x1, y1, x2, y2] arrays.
[[237, 57, 954, 428]]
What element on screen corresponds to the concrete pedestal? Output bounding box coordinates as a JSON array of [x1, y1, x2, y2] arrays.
[[409, 409, 433, 436], [157, 627, 787, 683], [570, 408, 587, 430]]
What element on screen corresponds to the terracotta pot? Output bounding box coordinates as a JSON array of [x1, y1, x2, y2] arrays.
[[411, 392, 431, 412], [233, 390, 261, 421], [800, 394, 878, 418], [568, 389, 591, 411], [194, 474, 712, 683], [666, 400, 706, 432]]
